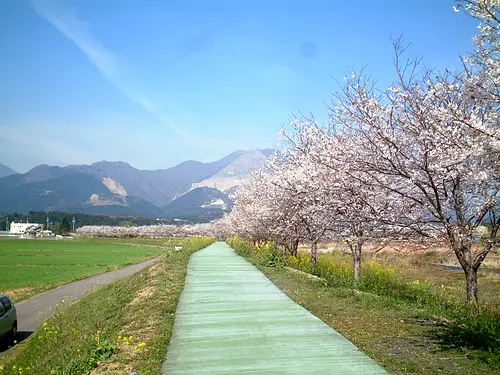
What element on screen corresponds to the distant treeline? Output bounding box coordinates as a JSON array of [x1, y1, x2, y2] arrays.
[[0, 211, 171, 231]]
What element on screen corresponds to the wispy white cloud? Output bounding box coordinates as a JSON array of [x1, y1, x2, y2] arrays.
[[30, 0, 186, 137]]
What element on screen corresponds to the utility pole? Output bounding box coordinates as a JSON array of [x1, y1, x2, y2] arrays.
[[72, 217, 76, 233]]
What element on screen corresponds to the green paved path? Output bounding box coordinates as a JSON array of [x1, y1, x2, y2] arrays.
[[161, 242, 389, 374]]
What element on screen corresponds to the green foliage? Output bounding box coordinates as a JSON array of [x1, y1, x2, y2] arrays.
[[264, 249, 285, 268], [256, 240, 285, 268], [227, 236, 284, 268], [119, 220, 135, 227], [91, 331, 118, 362], [0, 279, 136, 375], [0, 211, 169, 230], [227, 235, 255, 256], [58, 217, 71, 234]]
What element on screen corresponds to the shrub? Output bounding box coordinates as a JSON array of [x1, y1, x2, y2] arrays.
[[227, 237, 284, 267], [227, 235, 255, 256]]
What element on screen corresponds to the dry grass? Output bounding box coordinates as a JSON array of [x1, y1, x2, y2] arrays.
[[308, 240, 500, 271], [284, 266, 326, 282], [90, 362, 134, 375], [128, 285, 156, 307], [298, 242, 500, 309], [2, 287, 34, 300]]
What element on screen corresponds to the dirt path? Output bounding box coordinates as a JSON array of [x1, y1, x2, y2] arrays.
[[161, 242, 388, 374], [0, 257, 158, 356]]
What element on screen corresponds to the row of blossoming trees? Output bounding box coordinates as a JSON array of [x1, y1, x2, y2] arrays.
[[76, 222, 230, 239], [228, 1, 499, 307]]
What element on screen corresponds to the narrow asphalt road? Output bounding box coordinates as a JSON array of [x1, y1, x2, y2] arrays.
[[162, 242, 388, 374], [1, 257, 158, 356]]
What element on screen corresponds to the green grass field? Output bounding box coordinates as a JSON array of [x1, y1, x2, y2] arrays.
[[0, 238, 167, 301]]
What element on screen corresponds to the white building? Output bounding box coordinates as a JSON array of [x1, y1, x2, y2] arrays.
[[9, 222, 43, 234]]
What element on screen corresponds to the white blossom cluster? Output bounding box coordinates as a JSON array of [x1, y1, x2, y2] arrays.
[[457, 0, 499, 138]]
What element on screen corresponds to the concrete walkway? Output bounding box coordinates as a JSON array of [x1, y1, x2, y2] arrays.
[[162, 242, 389, 374]]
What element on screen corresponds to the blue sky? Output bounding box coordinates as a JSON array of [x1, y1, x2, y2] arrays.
[[0, 0, 478, 173]]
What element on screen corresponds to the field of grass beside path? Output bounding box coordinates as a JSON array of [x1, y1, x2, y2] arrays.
[[0, 237, 214, 375], [227, 237, 500, 375], [0, 238, 184, 302]]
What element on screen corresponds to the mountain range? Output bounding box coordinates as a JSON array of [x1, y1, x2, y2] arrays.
[[0, 149, 271, 221]]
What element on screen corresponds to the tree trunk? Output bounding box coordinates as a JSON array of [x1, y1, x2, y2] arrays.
[[289, 239, 299, 257], [450, 232, 479, 309], [353, 242, 362, 283], [464, 265, 479, 310], [311, 241, 318, 266]]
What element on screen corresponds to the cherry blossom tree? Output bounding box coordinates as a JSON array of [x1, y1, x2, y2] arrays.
[[228, 141, 334, 263], [266, 148, 332, 264], [231, 116, 411, 281], [229, 162, 312, 258], [280, 119, 410, 282], [329, 40, 499, 306], [228, 171, 278, 245]]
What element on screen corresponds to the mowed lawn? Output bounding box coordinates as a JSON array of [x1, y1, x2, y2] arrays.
[[0, 239, 164, 301]]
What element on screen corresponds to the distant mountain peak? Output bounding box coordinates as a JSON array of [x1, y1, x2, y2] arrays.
[[22, 164, 68, 183], [188, 149, 268, 193], [0, 163, 18, 178], [258, 148, 274, 157], [91, 160, 133, 168]]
